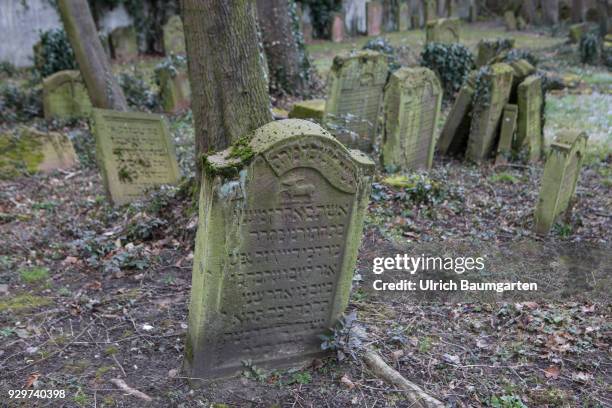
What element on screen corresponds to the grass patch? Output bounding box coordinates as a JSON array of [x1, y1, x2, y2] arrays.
[[0, 294, 51, 312], [489, 172, 520, 184], [19, 266, 49, 284]]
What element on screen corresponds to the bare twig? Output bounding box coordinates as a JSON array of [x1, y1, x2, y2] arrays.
[[109, 378, 152, 402]]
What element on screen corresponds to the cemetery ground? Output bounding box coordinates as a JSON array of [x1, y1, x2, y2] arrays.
[[1, 22, 611, 407]]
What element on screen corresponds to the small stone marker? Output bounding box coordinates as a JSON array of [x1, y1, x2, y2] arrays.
[[424, 0, 437, 22], [184, 119, 374, 379], [330, 12, 345, 43], [163, 15, 186, 55], [109, 26, 138, 61], [398, 2, 410, 30], [157, 66, 191, 113], [568, 23, 588, 43], [466, 63, 514, 162], [324, 50, 388, 152], [367, 1, 383, 36], [91, 109, 180, 205], [0, 128, 78, 179], [517, 75, 543, 162], [382, 67, 442, 170], [504, 11, 518, 30], [43, 70, 93, 120], [437, 71, 476, 156], [288, 99, 325, 121], [495, 104, 518, 165], [425, 18, 461, 43], [534, 130, 588, 235]]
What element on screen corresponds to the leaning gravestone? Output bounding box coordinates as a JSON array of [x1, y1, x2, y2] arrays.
[[157, 65, 191, 113], [426, 18, 461, 43], [475, 38, 515, 67], [324, 50, 388, 152], [184, 119, 374, 379], [91, 109, 180, 205], [534, 130, 588, 235], [43, 70, 93, 120], [0, 128, 78, 179], [495, 104, 518, 165], [382, 67, 442, 170], [163, 15, 186, 55], [109, 26, 138, 61], [466, 63, 514, 162], [437, 71, 477, 156], [517, 75, 543, 162]]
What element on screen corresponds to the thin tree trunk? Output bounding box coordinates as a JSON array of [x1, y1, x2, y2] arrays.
[[521, 0, 539, 25], [57, 0, 128, 111], [255, 0, 310, 95], [541, 0, 559, 25], [571, 0, 584, 22], [181, 0, 273, 181]]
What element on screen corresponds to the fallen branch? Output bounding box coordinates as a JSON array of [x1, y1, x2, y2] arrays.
[[363, 349, 444, 408], [109, 378, 152, 402]]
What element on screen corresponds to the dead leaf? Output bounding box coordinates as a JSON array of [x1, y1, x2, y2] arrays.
[[85, 281, 102, 291], [391, 349, 404, 361], [544, 365, 560, 379], [571, 372, 592, 383], [63, 256, 79, 265], [24, 372, 40, 388], [442, 353, 461, 365], [167, 369, 178, 378], [311, 358, 323, 370], [340, 374, 355, 389]]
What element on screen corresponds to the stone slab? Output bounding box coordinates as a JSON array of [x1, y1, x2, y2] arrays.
[[109, 26, 138, 61], [425, 18, 461, 43], [367, 1, 384, 36], [43, 70, 93, 120], [437, 71, 476, 156], [517, 75, 543, 162], [163, 15, 186, 55], [495, 104, 518, 165], [288, 99, 326, 121]]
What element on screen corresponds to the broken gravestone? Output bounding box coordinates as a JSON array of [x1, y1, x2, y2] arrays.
[[534, 130, 588, 235], [495, 104, 518, 165], [425, 18, 461, 43], [367, 1, 384, 36], [184, 119, 375, 379], [382, 67, 442, 170], [109, 26, 138, 61], [156, 60, 191, 113], [517, 74, 543, 162], [466, 63, 514, 162], [163, 15, 186, 55], [43, 70, 93, 120], [437, 71, 477, 156], [324, 50, 388, 152], [476, 38, 515, 67], [289, 99, 326, 121], [0, 127, 78, 179], [91, 109, 180, 205]]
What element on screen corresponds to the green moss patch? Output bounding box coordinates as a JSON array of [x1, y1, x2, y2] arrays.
[[19, 266, 50, 284], [0, 294, 51, 312]]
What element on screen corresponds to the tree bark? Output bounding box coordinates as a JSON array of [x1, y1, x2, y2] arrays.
[[255, 0, 310, 95], [57, 0, 128, 111], [597, 0, 610, 36], [571, 0, 585, 22], [521, 0, 539, 25], [541, 0, 559, 25], [181, 0, 273, 180]]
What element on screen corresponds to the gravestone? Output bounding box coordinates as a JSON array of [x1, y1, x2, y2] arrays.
[[367, 1, 384, 36], [425, 0, 437, 22], [398, 2, 411, 30], [466, 63, 514, 162], [0, 128, 78, 179], [324, 50, 388, 152], [516, 75, 543, 162], [163, 15, 186, 55], [476, 38, 515, 67], [382, 67, 442, 170], [43, 70, 93, 120], [437, 71, 476, 155], [109, 26, 138, 61], [534, 130, 588, 235], [425, 18, 461, 43], [157, 66, 191, 113], [568, 23, 588, 43], [91, 109, 180, 205], [504, 10, 518, 30], [495, 104, 518, 165], [330, 12, 345, 43], [289, 99, 325, 121], [184, 119, 375, 379]]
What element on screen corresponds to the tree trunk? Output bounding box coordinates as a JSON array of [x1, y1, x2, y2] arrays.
[[57, 0, 128, 111], [597, 0, 610, 36], [181, 0, 273, 181], [255, 0, 310, 96], [541, 0, 559, 25], [521, 0, 539, 24], [571, 0, 584, 22]]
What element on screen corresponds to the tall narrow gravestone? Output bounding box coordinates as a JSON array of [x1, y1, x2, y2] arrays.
[[437, 71, 477, 156], [382, 67, 442, 170], [184, 119, 375, 379], [517, 75, 543, 162], [367, 1, 384, 36], [495, 104, 518, 165], [466, 63, 514, 162], [163, 15, 186, 55], [324, 51, 388, 152], [157, 66, 191, 113], [43, 70, 93, 120], [425, 18, 461, 43], [91, 109, 180, 205], [534, 130, 588, 235]]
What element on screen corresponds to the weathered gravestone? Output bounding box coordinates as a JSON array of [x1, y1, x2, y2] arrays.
[[495, 104, 518, 165], [156, 65, 191, 113], [517, 75, 543, 162], [534, 130, 588, 235], [109, 26, 138, 61], [184, 119, 375, 379], [163, 15, 186, 55], [424, 0, 438, 22], [425, 18, 461, 43], [398, 2, 411, 30], [0, 128, 78, 179], [476, 38, 515, 67], [43, 70, 93, 120], [382, 67, 442, 170], [437, 71, 477, 155], [289, 99, 326, 121], [324, 50, 388, 152], [568, 23, 588, 43], [504, 10, 518, 30], [91, 109, 180, 205], [330, 12, 345, 43], [367, 1, 384, 36], [466, 63, 514, 162]]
